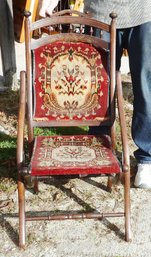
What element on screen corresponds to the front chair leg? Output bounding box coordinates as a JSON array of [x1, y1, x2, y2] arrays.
[[124, 171, 132, 242], [18, 179, 26, 248]]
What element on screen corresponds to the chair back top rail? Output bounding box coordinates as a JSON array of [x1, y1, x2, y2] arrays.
[[48, 9, 91, 18], [24, 10, 111, 33], [31, 16, 110, 32]]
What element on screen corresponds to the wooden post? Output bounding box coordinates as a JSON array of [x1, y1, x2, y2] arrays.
[[0, 0, 17, 89]]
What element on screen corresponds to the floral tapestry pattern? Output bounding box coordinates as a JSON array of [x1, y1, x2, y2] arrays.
[[30, 135, 121, 176], [33, 41, 109, 121]]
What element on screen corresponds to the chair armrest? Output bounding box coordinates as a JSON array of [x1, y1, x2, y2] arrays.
[[17, 71, 26, 170], [116, 71, 130, 171]]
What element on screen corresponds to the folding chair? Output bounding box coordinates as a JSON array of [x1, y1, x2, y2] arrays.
[[17, 9, 131, 247]]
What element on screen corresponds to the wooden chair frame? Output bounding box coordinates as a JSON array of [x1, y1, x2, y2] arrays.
[[17, 9, 131, 247]]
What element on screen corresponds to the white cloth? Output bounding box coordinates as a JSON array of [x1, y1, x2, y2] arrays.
[[39, 0, 60, 17]]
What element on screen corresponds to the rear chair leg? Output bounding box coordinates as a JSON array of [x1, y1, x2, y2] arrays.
[[18, 179, 26, 248], [107, 175, 112, 191], [34, 177, 39, 194]]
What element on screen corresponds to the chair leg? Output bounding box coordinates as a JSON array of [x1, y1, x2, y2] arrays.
[[18, 179, 26, 248], [107, 175, 112, 191], [34, 177, 39, 194], [124, 171, 132, 242]]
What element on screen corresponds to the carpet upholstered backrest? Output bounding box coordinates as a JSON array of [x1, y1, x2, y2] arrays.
[[32, 41, 109, 123]]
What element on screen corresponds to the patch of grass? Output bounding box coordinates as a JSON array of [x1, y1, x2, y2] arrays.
[[0, 132, 17, 180], [0, 132, 16, 161], [34, 126, 89, 136]]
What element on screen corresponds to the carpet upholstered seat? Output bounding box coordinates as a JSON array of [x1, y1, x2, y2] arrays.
[[30, 135, 121, 176]]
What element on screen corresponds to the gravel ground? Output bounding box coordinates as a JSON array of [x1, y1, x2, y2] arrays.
[[0, 176, 151, 257]]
